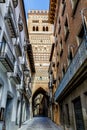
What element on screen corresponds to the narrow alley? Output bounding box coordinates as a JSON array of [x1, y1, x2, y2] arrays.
[[18, 117, 62, 130], [0, 0, 87, 130]]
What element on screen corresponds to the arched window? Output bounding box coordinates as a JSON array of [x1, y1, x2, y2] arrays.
[[64, 17, 69, 41], [33, 26, 35, 31], [46, 26, 48, 31], [36, 26, 38, 31], [62, 66, 66, 77], [68, 48, 73, 65], [43, 26, 45, 31], [58, 77, 61, 84]]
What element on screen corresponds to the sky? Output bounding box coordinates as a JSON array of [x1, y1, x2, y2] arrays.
[[24, 0, 49, 18]]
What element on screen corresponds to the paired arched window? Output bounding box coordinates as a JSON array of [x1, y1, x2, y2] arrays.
[[43, 26, 48, 31], [32, 26, 39, 31]]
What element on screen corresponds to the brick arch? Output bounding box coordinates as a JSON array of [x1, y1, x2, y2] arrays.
[[32, 87, 49, 117], [32, 85, 48, 96], [32, 87, 49, 102]]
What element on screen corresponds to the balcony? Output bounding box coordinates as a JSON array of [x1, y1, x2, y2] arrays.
[[14, 37, 22, 56], [4, 5, 17, 38], [16, 80, 24, 91], [55, 39, 87, 101], [0, 42, 15, 72], [19, 56, 26, 70], [8, 63, 22, 84], [0, 0, 5, 3], [26, 85, 32, 98]]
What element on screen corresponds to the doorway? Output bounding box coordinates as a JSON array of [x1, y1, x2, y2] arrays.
[[73, 97, 85, 130], [5, 93, 13, 130]]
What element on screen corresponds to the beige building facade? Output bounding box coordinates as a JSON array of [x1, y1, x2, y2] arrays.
[[28, 10, 54, 116]]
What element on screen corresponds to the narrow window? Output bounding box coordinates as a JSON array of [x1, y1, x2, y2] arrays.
[[46, 26, 48, 31], [62, 66, 65, 77], [77, 25, 84, 45], [65, 104, 70, 126], [61, 0, 66, 16], [36, 26, 39, 31], [33, 26, 35, 31], [68, 49, 73, 65], [43, 26, 45, 31], [58, 18, 61, 34], [58, 25, 61, 34], [70, 0, 79, 15], [64, 17, 69, 41], [60, 104, 64, 125]]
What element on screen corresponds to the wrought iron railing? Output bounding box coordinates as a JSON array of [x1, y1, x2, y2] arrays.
[[0, 42, 15, 65], [15, 65, 22, 79], [54, 39, 87, 100]]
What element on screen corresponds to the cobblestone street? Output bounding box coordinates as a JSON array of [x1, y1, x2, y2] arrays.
[[18, 117, 63, 130]]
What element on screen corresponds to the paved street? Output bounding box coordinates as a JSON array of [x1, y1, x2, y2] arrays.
[[18, 117, 63, 130]]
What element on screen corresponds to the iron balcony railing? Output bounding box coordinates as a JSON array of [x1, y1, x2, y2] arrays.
[[14, 63, 22, 80], [19, 55, 26, 70], [0, 42, 15, 71], [14, 37, 22, 56], [54, 39, 87, 101], [8, 62, 22, 84], [4, 5, 17, 38]]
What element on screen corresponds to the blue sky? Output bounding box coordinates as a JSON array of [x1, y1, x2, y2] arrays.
[[24, 0, 49, 18]]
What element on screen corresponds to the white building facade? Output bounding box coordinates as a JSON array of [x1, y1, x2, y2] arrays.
[[0, 0, 33, 130]]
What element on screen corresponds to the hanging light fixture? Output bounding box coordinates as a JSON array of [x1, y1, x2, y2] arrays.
[[18, 15, 23, 32], [12, 0, 18, 8]]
